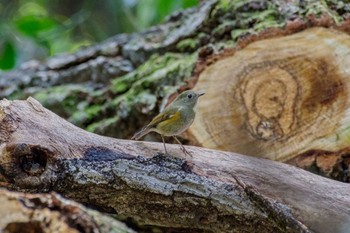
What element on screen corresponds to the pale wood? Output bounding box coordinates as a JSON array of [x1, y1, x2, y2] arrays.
[[0, 188, 134, 233], [0, 98, 350, 232], [190, 27, 350, 162]]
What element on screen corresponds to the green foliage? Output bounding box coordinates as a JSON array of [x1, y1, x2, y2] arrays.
[[0, 40, 16, 69], [135, 0, 198, 30], [0, 0, 198, 70], [15, 15, 56, 38]]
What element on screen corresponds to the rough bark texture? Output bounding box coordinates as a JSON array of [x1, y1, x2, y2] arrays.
[[1, 98, 350, 233], [0, 188, 134, 233]]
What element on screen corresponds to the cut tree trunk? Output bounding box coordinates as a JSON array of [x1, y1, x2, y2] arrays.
[[0, 188, 134, 233], [190, 27, 350, 162], [1, 98, 350, 233], [188, 23, 350, 181]]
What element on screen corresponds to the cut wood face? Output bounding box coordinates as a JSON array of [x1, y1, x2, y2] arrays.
[[191, 27, 350, 162]]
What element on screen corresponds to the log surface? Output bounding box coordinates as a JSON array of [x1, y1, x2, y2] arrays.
[[191, 27, 350, 162], [0, 188, 134, 233], [0, 98, 350, 233]]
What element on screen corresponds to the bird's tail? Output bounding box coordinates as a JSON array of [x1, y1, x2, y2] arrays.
[[131, 126, 151, 140]]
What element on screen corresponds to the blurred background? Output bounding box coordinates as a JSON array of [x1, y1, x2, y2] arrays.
[[0, 0, 198, 70]]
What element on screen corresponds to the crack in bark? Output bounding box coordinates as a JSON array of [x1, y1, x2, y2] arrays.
[[54, 156, 284, 232]]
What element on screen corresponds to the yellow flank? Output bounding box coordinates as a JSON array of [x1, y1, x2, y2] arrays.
[[156, 111, 182, 134]]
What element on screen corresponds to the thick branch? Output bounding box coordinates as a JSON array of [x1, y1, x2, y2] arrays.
[[0, 98, 349, 233], [0, 188, 134, 233], [0, 0, 217, 98]]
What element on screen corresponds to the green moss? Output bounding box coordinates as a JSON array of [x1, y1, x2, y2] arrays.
[[212, 21, 236, 37], [232, 0, 258, 11], [30, 84, 108, 129], [110, 52, 195, 100], [33, 85, 93, 119], [326, 0, 350, 16], [254, 9, 284, 30], [176, 38, 199, 52], [70, 103, 102, 126], [87, 116, 120, 133], [230, 29, 251, 41], [302, 0, 341, 23], [210, 0, 344, 49], [86, 52, 197, 135], [216, 0, 232, 12], [212, 0, 247, 16], [210, 0, 341, 50], [238, 3, 281, 29], [111, 76, 134, 94], [208, 0, 284, 48], [110, 53, 193, 95]]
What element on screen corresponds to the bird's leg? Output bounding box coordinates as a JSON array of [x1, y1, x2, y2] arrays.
[[173, 136, 192, 157], [161, 135, 168, 154]]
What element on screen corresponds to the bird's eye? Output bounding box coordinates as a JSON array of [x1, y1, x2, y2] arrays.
[[187, 94, 193, 99]]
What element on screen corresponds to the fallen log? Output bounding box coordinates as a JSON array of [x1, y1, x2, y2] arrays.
[[0, 188, 134, 233], [0, 98, 350, 233]]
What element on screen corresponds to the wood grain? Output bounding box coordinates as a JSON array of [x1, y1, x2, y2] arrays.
[[191, 27, 350, 162], [0, 189, 134, 233]]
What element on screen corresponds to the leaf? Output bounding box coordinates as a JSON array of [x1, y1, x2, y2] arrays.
[[181, 0, 198, 8], [15, 15, 56, 38], [0, 40, 16, 70]]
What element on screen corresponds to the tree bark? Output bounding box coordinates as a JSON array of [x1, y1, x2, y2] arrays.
[[0, 188, 134, 233], [1, 98, 350, 233]]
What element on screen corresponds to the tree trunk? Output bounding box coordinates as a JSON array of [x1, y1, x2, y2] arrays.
[[1, 98, 350, 233], [190, 26, 350, 161], [0, 188, 134, 233]]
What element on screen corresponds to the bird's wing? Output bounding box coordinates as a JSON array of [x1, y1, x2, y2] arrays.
[[147, 107, 179, 128], [131, 107, 180, 140]]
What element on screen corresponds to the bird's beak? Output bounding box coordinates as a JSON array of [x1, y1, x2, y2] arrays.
[[198, 91, 205, 97]]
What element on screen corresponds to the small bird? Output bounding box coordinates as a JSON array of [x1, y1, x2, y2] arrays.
[[131, 90, 205, 156]]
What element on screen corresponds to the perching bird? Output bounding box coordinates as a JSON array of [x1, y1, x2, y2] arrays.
[[131, 90, 205, 156]]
